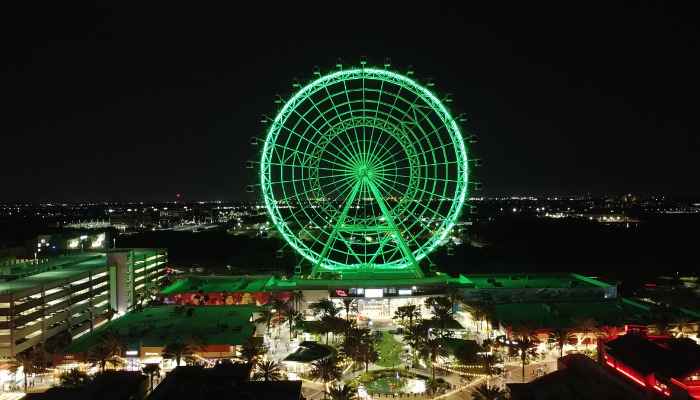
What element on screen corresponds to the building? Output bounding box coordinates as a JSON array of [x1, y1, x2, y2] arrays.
[[25, 371, 147, 400], [149, 364, 303, 400], [508, 354, 650, 400], [0, 249, 167, 358], [160, 272, 617, 323], [65, 305, 258, 369], [601, 334, 700, 399]]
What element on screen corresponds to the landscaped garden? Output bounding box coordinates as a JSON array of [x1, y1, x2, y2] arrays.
[[355, 369, 427, 395], [376, 331, 403, 367]]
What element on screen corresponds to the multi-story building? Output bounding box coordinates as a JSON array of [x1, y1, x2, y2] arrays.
[[0, 248, 167, 358]]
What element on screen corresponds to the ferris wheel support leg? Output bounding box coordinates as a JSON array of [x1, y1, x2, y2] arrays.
[[365, 178, 424, 278], [311, 181, 362, 278]]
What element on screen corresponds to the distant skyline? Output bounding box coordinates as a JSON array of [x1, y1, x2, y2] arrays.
[[3, 3, 698, 201]]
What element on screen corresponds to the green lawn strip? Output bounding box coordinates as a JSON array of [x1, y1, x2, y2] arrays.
[[376, 331, 403, 368]]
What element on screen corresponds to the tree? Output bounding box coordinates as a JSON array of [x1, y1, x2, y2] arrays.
[[253, 360, 284, 382], [271, 298, 290, 338], [342, 327, 377, 372], [341, 298, 358, 332], [240, 338, 268, 367], [573, 318, 598, 350], [549, 326, 574, 358], [393, 304, 421, 329], [88, 333, 124, 372], [310, 298, 340, 318], [327, 384, 357, 400], [403, 321, 430, 366], [425, 297, 454, 330], [142, 363, 160, 392], [281, 306, 301, 340], [255, 306, 274, 336], [310, 358, 342, 399], [59, 368, 91, 389], [418, 336, 448, 381], [472, 383, 508, 400], [512, 335, 538, 382], [320, 315, 348, 345], [15, 346, 49, 392], [161, 341, 195, 367], [479, 353, 502, 386]]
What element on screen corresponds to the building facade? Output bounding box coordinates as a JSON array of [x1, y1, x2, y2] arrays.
[[0, 248, 167, 358]]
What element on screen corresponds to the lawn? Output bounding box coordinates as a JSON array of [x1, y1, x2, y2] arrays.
[[376, 331, 403, 368]]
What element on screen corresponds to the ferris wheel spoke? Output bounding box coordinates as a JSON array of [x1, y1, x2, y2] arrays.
[[364, 178, 419, 271], [305, 92, 363, 167], [315, 180, 363, 271]]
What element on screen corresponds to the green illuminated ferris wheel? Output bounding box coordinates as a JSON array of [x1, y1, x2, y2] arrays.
[[260, 67, 469, 278]]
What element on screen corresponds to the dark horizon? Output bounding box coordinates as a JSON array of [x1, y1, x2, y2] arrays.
[[3, 3, 699, 202]]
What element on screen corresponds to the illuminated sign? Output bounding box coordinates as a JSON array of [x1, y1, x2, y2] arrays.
[[364, 289, 383, 298], [398, 289, 412, 296], [125, 350, 138, 356], [335, 289, 348, 297]]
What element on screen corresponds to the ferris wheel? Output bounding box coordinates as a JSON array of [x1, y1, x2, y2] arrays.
[[259, 66, 470, 278]]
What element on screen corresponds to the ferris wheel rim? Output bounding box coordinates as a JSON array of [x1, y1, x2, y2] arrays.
[[260, 67, 469, 272]]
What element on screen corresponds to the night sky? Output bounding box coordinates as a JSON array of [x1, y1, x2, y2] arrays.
[[3, 3, 698, 202]]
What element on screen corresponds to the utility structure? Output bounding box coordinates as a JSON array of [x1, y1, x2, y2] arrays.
[[259, 67, 470, 279]]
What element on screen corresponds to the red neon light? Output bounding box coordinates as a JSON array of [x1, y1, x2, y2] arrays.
[[653, 385, 671, 397], [607, 362, 647, 387]]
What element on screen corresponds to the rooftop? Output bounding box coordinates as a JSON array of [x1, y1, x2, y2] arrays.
[[149, 365, 301, 400], [605, 334, 700, 379], [491, 298, 656, 328], [283, 341, 334, 363], [160, 275, 274, 296], [467, 273, 612, 289], [508, 354, 645, 400], [0, 254, 108, 295], [160, 272, 612, 297], [66, 305, 257, 353]]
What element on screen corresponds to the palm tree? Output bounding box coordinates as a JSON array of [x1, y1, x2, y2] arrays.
[[403, 321, 429, 366], [88, 333, 123, 372], [142, 363, 160, 392], [341, 298, 358, 329], [310, 358, 342, 399], [393, 304, 421, 329], [255, 306, 274, 337], [59, 368, 91, 389], [549, 326, 574, 358], [240, 338, 267, 367], [479, 353, 501, 386], [310, 298, 340, 318], [281, 306, 299, 339], [271, 298, 289, 338], [472, 383, 508, 400], [161, 341, 194, 367], [320, 315, 348, 344], [513, 335, 538, 382], [15, 347, 48, 392], [425, 297, 454, 330], [573, 318, 598, 350], [418, 336, 448, 381], [253, 360, 284, 382], [327, 384, 357, 400]]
